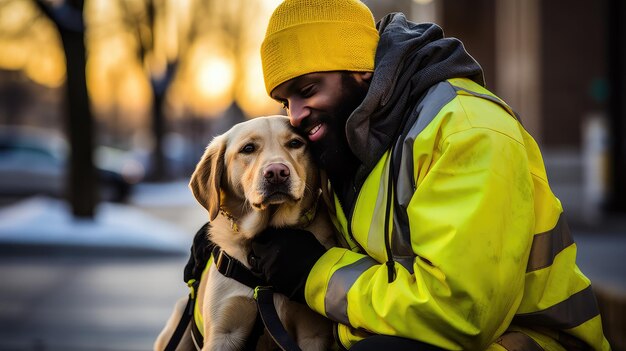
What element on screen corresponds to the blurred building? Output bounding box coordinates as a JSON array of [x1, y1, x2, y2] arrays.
[[432, 0, 608, 148], [365, 0, 612, 149]]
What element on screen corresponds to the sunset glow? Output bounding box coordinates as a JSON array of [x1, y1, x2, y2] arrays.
[[0, 0, 288, 120], [197, 57, 234, 101]]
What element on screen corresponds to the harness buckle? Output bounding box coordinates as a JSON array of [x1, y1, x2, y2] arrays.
[[216, 249, 234, 276]]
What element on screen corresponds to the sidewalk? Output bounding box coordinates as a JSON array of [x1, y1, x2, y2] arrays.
[[0, 180, 206, 351]]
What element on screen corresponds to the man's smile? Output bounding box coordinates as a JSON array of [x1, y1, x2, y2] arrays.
[[307, 123, 327, 142]]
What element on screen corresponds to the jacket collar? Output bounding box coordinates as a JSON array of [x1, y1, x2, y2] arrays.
[[345, 13, 485, 179]]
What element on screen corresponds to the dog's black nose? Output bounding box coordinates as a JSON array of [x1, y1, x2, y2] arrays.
[[264, 163, 290, 184]]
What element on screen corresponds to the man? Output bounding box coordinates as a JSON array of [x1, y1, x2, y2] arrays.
[[248, 0, 611, 350]]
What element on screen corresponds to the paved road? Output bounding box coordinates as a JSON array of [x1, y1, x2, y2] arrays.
[[0, 255, 188, 351], [0, 181, 204, 351], [0, 181, 206, 351]]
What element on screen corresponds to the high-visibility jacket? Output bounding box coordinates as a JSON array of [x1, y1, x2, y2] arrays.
[[304, 78, 610, 350]]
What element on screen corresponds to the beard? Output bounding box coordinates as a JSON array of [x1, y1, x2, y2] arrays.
[[307, 73, 369, 181]]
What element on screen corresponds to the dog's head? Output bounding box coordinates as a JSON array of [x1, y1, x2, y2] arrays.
[[190, 115, 319, 237]]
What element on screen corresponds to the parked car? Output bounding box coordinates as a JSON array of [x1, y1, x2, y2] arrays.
[[0, 126, 145, 203]]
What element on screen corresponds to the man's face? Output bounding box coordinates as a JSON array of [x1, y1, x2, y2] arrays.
[[270, 71, 371, 171]]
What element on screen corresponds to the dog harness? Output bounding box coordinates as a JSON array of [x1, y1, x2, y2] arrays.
[[164, 223, 304, 351]]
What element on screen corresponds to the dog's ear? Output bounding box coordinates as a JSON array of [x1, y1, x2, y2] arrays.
[[189, 135, 226, 221]]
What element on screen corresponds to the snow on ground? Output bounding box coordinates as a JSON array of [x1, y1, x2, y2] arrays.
[[130, 180, 197, 207], [0, 196, 190, 255]]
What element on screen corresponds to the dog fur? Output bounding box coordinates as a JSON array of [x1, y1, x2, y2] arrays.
[[154, 115, 336, 351]]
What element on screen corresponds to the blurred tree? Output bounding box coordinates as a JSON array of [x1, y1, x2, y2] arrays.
[[118, 0, 177, 181], [120, 0, 264, 180], [4, 0, 279, 186], [35, 0, 98, 218], [195, 0, 262, 106]]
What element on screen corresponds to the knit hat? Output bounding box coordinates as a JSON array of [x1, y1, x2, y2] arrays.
[[261, 0, 379, 95]]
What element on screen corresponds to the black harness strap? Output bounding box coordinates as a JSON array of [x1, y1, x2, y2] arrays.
[[165, 222, 211, 351], [164, 294, 194, 351], [254, 287, 303, 351], [211, 245, 268, 350], [212, 245, 267, 288]]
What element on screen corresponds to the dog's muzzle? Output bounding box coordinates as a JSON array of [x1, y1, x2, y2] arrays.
[[264, 163, 290, 184], [260, 163, 297, 204]]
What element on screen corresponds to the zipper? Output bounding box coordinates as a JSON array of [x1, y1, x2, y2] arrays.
[[344, 153, 397, 283], [383, 150, 397, 283]]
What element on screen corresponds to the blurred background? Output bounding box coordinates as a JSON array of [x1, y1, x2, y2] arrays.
[[0, 0, 624, 350]]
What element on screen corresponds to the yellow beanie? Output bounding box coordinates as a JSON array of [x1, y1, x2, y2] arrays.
[[261, 0, 379, 95]]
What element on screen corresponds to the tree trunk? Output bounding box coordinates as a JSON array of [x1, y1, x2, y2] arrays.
[[150, 85, 167, 181], [36, 1, 97, 218]]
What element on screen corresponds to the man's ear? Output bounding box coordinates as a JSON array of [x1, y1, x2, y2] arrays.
[[189, 135, 226, 221], [353, 71, 373, 83]]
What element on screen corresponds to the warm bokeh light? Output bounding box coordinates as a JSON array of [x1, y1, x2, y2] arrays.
[[0, 0, 32, 31], [197, 56, 234, 102], [168, 39, 235, 117], [0, 39, 30, 71], [117, 70, 152, 119], [234, 0, 285, 117], [0, 0, 289, 122], [83, 0, 154, 129], [239, 54, 282, 117], [0, 0, 66, 87]]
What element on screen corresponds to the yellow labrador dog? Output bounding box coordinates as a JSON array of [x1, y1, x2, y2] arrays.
[[155, 115, 336, 351]]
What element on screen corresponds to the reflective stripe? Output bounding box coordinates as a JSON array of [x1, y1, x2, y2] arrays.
[[389, 81, 519, 270], [514, 286, 600, 329], [194, 257, 212, 337], [366, 151, 391, 261], [496, 331, 544, 351], [392, 82, 459, 269], [325, 257, 377, 325], [526, 215, 574, 272], [452, 85, 518, 120]]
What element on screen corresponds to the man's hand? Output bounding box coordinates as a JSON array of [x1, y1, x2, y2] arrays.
[[248, 227, 326, 304]]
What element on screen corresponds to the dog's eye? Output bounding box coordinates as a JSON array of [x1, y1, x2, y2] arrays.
[[240, 143, 256, 154], [287, 138, 304, 149]]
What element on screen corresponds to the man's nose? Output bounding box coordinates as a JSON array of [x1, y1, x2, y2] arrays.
[[288, 100, 309, 128]]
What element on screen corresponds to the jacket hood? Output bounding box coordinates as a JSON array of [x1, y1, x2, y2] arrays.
[[345, 13, 485, 171]]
